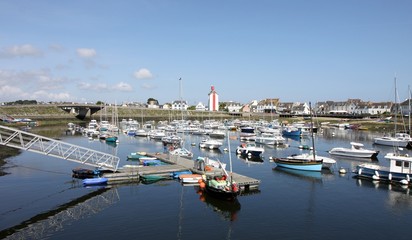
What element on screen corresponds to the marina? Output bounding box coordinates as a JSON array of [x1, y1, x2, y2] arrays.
[[1, 122, 412, 239]]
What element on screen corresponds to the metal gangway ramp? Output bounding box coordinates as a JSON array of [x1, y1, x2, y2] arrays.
[[0, 125, 120, 171]]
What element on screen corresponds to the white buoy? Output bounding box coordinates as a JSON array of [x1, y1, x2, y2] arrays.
[[339, 168, 347, 174], [400, 179, 409, 185], [223, 148, 228, 152], [372, 175, 380, 180], [374, 171, 379, 177]]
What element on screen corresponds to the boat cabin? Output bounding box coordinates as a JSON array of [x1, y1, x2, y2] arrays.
[[386, 153, 412, 174], [350, 142, 364, 150]]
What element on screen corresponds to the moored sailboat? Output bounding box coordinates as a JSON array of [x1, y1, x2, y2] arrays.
[[200, 131, 239, 201], [271, 102, 324, 171]]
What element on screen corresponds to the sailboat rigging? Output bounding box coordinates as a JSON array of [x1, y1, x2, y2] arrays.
[[271, 102, 326, 171], [169, 77, 193, 159], [200, 130, 240, 201]]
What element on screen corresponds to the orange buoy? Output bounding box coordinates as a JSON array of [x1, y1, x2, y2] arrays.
[[199, 181, 206, 189]]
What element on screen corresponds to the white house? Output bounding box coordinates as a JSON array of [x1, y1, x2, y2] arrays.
[[256, 98, 279, 113], [226, 101, 243, 112], [172, 100, 188, 110], [292, 102, 310, 115], [367, 102, 392, 115], [195, 102, 206, 111]]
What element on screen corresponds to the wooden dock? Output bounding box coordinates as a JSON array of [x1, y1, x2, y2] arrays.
[[103, 152, 261, 191]]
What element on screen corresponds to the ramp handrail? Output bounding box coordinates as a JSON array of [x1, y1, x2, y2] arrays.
[[0, 125, 120, 171]]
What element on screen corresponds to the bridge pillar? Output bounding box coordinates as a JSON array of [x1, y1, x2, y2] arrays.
[[59, 105, 102, 120]]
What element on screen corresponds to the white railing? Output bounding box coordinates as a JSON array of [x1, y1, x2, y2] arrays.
[[0, 125, 120, 171]]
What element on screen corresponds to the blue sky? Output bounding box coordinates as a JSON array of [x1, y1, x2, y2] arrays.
[[1, 0, 411, 105]]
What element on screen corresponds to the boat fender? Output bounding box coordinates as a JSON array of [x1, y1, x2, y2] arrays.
[[232, 183, 238, 192], [358, 168, 362, 175], [388, 173, 392, 181], [407, 175, 410, 182], [400, 179, 409, 185], [372, 175, 380, 180], [237, 149, 241, 154], [374, 171, 379, 177]]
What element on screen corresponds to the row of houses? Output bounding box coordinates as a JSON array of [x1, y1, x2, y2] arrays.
[[124, 98, 410, 116], [220, 98, 411, 116]]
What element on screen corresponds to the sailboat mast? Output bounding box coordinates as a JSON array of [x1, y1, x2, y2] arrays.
[[394, 77, 398, 135], [409, 85, 411, 135], [227, 130, 233, 183], [309, 102, 316, 161], [179, 78, 184, 121]]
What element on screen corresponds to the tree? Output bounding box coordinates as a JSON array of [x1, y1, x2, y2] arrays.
[[219, 102, 227, 112], [147, 98, 159, 105]]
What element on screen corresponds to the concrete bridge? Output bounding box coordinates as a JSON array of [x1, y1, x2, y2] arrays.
[[0, 125, 120, 171], [58, 104, 103, 120]]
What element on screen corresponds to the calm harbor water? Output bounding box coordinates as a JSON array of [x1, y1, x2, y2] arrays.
[[1, 126, 412, 239]]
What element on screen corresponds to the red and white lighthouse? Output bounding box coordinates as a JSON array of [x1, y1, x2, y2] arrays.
[[208, 85, 219, 111]]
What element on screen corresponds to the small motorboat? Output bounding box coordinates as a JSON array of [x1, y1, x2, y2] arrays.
[[82, 177, 108, 186], [329, 142, 379, 159], [179, 174, 203, 184], [72, 168, 100, 179]]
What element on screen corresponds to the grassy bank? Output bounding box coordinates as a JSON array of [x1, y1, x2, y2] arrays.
[[0, 104, 405, 133]]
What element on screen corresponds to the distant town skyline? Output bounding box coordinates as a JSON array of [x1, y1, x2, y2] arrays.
[[1, 1, 412, 105]]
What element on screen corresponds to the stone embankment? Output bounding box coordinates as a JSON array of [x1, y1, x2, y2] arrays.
[[0, 104, 398, 132]]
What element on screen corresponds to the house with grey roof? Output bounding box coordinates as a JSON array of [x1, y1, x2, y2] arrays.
[[172, 100, 188, 110], [256, 98, 279, 113]]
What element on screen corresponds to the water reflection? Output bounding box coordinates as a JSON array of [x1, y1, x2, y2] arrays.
[[194, 186, 241, 222], [355, 179, 412, 210], [198, 148, 224, 158], [273, 167, 324, 183], [236, 154, 264, 165], [0, 187, 119, 240]]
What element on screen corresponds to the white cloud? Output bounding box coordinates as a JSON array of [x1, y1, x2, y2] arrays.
[[0, 85, 71, 102], [0, 69, 66, 87], [76, 48, 97, 58], [77, 81, 132, 92], [0, 44, 42, 58], [134, 68, 153, 79], [32, 90, 71, 101], [113, 82, 133, 92], [0, 85, 25, 96]]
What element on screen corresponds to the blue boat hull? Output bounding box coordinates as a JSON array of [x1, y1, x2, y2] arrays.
[[82, 177, 108, 186], [274, 158, 322, 171]]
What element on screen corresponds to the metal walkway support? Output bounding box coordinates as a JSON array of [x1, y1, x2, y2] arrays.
[[0, 125, 120, 171], [1, 187, 119, 239]]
